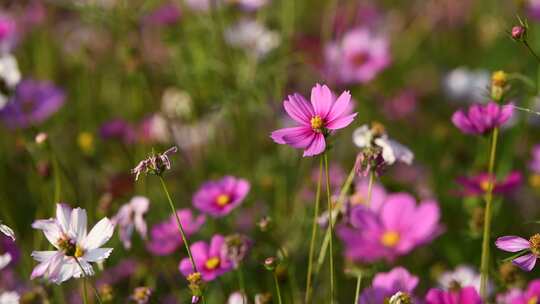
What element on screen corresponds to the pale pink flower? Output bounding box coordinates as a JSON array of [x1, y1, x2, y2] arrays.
[[112, 196, 150, 249]]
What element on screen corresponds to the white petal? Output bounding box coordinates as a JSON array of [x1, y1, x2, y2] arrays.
[[82, 218, 114, 250], [0, 291, 20, 304], [32, 219, 61, 248], [0, 253, 11, 270], [82, 248, 113, 262], [69, 208, 87, 243], [352, 125, 373, 148], [31, 251, 58, 262], [56, 204, 72, 233], [375, 137, 397, 165], [386, 139, 414, 164], [52, 259, 78, 284], [72, 259, 94, 278], [0, 223, 15, 241]]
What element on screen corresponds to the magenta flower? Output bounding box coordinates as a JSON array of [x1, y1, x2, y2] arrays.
[[425, 287, 482, 304], [507, 279, 540, 304], [359, 267, 419, 304], [179, 234, 232, 281], [99, 118, 136, 145], [338, 193, 440, 262], [0, 14, 17, 53], [350, 177, 387, 212], [147, 209, 205, 256], [495, 234, 540, 271], [111, 196, 150, 250], [456, 171, 522, 197], [193, 176, 250, 217], [451, 102, 513, 135], [270, 83, 357, 157], [324, 27, 390, 84], [143, 3, 181, 26]]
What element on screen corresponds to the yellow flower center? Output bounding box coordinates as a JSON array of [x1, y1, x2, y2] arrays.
[[530, 234, 540, 256], [350, 192, 365, 205], [75, 246, 84, 258], [530, 174, 540, 188], [216, 194, 230, 207], [205, 257, 220, 270], [480, 179, 492, 192], [77, 132, 94, 154], [381, 231, 400, 247], [310, 115, 324, 132], [528, 296, 538, 304], [492, 70, 508, 87]]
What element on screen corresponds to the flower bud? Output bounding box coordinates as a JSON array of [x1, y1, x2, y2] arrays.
[[35, 132, 48, 145], [264, 257, 277, 271], [511, 25, 526, 41]]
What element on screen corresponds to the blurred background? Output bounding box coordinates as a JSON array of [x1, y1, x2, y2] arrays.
[[1, 0, 540, 302]]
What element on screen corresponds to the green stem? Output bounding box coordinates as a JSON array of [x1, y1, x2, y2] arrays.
[[274, 272, 283, 304], [237, 267, 246, 304], [524, 41, 540, 64], [82, 275, 88, 304], [353, 272, 363, 304], [480, 127, 499, 299], [323, 153, 334, 303], [74, 258, 103, 304], [366, 171, 375, 208], [158, 176, 198, 272], [305, 157, 323, 303], [316, 167, 355, 274]]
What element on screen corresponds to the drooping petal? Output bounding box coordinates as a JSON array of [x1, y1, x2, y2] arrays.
[[310, 83, 333, 118], [83, 248, 113, 262], [495, 236, 530, 252], [270, 126, 313, 148], [303, 132, 326, 157], [81, 218, 114, 251], [513, 254, 537, 271], [31, 251, 58, 262], [32, 219, 61, 248]]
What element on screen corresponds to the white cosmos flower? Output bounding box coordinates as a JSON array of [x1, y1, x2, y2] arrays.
[[225, 19, 280, 59], [31, 204, 114, 284], [438, 265, 492, 295], [0, 291, 19, 304], [0, 54, 20, 89], [112, 196, 150, 249], [0, 221, 15, 241], [353, 124, 413, 165]]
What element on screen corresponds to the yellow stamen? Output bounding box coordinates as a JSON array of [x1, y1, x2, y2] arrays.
[[75, 246, 84, 258], [381, 231, 400, 247], [480, 179, 492, 192], [216, 194, 230, 207], [491, 70, 508, 87], [310, 115, 324, 132], [530, 234, 540, 256], [205, 257, 220, 270], [528, 296, 538, 304], [350, 192, 365, 206]]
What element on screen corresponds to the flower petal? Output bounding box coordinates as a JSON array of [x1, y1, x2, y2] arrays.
[[83, 248, 113, 262], [56, 203, 72, 233], [513, 253, 537, 272], [326, 90, 352, 122], [303, 133, 326, 157], [326, 112, 357, 130], [81, 218, 114, 251], [495, 236, 530, 252], [283, 93, 313, 126], [270, 126, 313, 148], [310, 83, 333, 118], [70, 208, 87, 243]]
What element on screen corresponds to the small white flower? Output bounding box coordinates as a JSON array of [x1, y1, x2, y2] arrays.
[[0, 221, 15, 241], [353, 124, 413, 166], [31, 204, 114, 284], [443, 67, 489, 102], [438, 265, 492, 295], [0, 54, 21, 89], [0, 253, 11, 271], [227, 291, 248, 304], [112, 196, 150, 250], [0, 291, 19, 304], [225, 19, 280, 59]]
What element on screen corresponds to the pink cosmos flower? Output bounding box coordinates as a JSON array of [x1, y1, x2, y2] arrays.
[[496, 288, 523, 304], [506, 279, 540, 304], [529, 144, 540, 174], [451, 102, 513, 135], [338, 193, 440, 262], [324, 27, 390, 84], [0, 14, 17, 53], [179, 234, 232, 281], [495, 234, 540, 271], [147, 209, 206, 256], [31, 204, 114, 284], [456, 171, 522, 197], [270, 83, 357, 157], [350, 177, 387, 213], [111, 196, 150, 250], [425, 287, 482, 304], [193, 176, 250, 217], [359, 267, 419, 303]]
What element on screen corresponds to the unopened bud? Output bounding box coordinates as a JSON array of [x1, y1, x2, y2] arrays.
[[35, 132, 48, 145], [264, 257, 277, 271], [511, 25, 526, 41]]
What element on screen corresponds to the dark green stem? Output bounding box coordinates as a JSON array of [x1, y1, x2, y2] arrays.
[[323, 153, 334, 303], [305, 157, 323, 303]]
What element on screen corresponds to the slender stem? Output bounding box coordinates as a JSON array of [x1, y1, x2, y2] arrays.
[[323, 153, 334, 303], [273, 272, 283, 304], [81, 274, 88, 304], [74, 258, 103, 304], [237, 267, 246, 304], [366, 171, 375, 208], [353, 272, 363, 304], [305, 158, 323, 303], [480, 127, 499, 299], [316, 167, 355, 273], [158, 176, 198, 272], [524, 41, 540, 64]]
